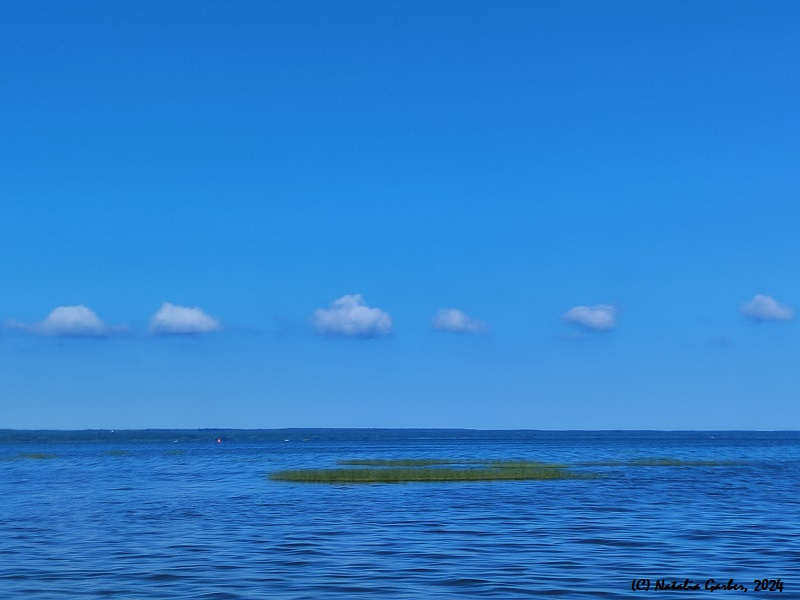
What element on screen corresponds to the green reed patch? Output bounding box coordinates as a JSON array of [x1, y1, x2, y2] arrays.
[[337, 458, 567, 468], [271, 463, 588, 483], [338, 458, 471, 467], [270, 454, 748, 483], [485, 460, 569, 469], [0, 452, 59, 461]]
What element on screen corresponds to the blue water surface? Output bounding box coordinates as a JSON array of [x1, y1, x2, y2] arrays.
[[1, 430, 798, 598]]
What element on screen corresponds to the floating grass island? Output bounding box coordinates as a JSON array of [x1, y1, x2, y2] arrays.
[[0, 452, 58, 461], [271, 458, 588, 483], [270, 456, 746, 483]]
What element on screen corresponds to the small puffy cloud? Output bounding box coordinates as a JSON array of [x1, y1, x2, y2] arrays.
[[9, 305, 113, 337], [563, 304, 617, 332], [432, 308, 488, 333], [740, 295, 793, 322], [312, 294, 392, 338], [149, 303, 221, 335]]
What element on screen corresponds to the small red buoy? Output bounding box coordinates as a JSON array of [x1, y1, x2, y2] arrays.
[[216, 438, 221, 444]]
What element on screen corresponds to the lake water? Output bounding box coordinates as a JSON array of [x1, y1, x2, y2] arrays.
[[1, 430, 798, 598]]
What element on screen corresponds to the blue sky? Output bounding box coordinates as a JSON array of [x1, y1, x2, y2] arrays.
[[2, 1, 799, 429]]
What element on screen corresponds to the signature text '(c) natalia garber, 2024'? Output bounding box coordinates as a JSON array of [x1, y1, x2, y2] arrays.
[[630, 578, 784, 593]]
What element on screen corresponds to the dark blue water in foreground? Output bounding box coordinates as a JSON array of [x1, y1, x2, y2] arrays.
[[1, 430, 799, 598]]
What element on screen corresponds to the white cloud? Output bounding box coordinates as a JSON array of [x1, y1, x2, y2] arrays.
[[562, 304, 617, 332], [432, 308, 488, 333], [15, 305, 112, 337], [740, 295, 793, 322], [149, 303, 221, 335], [312, 294, 392, 338]]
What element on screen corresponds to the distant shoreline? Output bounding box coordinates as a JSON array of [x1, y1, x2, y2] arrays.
[[1, 428, 797, 444]]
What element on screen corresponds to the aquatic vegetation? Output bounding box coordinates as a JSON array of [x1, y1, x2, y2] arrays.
[[271, 459, 588, 483], [164, 449, 185, 456], [576, 460, 626, 467], [270, 467, 581, 483], [338, 458, 472, 467], [0, 452, 59, 461], [272, 455, 745, 483], [337, 458, 567, 468]]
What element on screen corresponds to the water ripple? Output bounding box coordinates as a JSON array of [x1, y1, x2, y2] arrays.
[[0, 434, 798, 598]]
